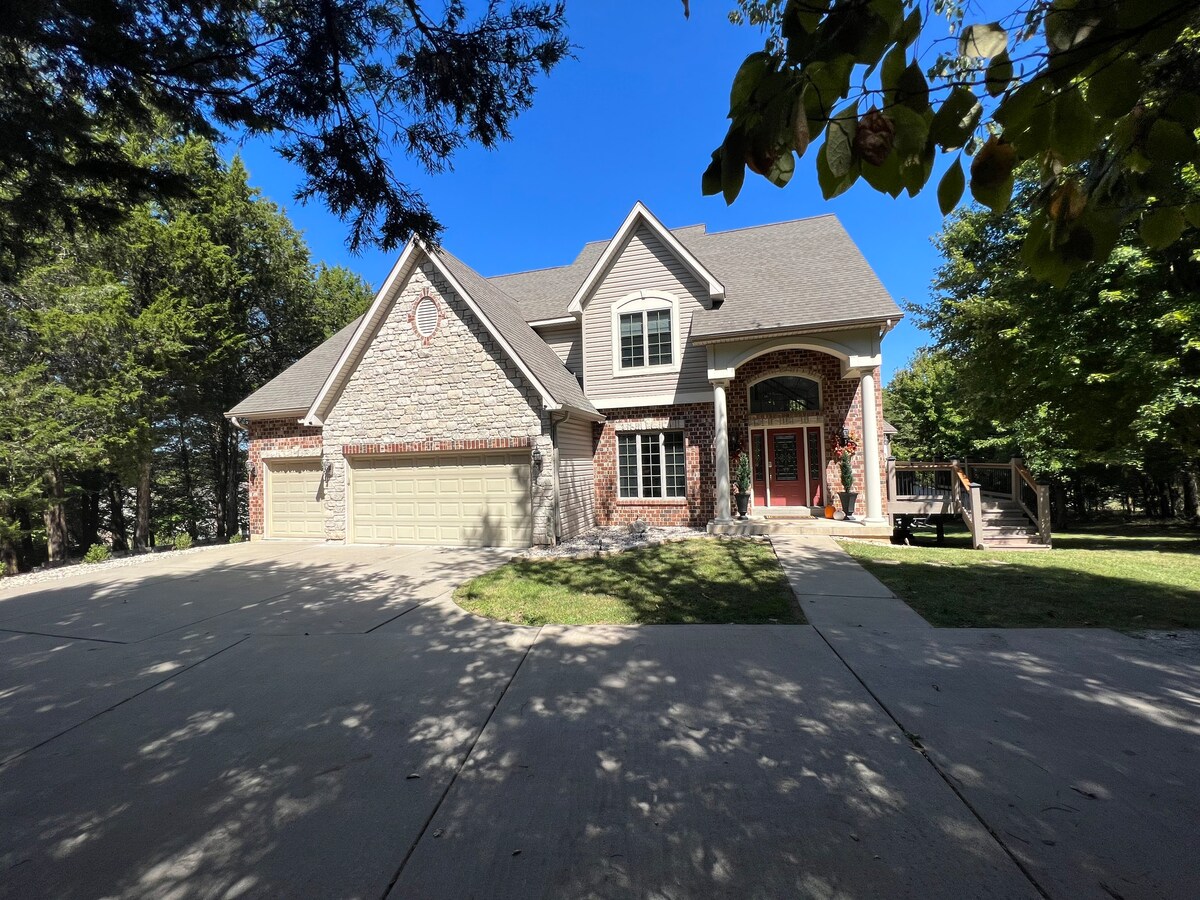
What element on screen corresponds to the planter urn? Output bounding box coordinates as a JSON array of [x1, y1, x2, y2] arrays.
[[735, 492, 750, 519], [838, 490, 859, 520]]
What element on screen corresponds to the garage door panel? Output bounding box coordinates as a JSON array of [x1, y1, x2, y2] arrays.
[[266, 460, 325, 539], [349, 452, 531, 547]]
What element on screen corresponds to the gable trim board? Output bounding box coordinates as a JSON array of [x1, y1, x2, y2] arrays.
[[566, 202, 725, 316]]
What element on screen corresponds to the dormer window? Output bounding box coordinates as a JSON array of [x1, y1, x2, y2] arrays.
[[612, 291, 680, 377]]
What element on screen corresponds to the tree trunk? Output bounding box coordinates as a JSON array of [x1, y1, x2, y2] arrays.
[[135, 457, 152, 551], [1183, 463, 1199, 523], [1051, 481, 1069, 529], [108, 476, 128, 551], [44, 467, 69, 565], [177, 417, 198, 539], [224, 423, 240, 539], [78, 469, 102, 549], [0, 495, 19, 576]]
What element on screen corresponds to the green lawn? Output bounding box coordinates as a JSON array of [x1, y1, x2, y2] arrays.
[[839, 522, 1200, 629], [455, 537, 802, 625]]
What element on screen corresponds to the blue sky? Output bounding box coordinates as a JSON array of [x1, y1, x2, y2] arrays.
[[230, 1, 955, 383]]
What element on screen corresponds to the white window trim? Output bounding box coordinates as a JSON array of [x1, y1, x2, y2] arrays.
[[617, 430, 687, 500], [610, 290, 682, 379]]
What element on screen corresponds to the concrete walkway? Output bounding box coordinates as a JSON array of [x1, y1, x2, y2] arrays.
[[773, 535, 1200, 900]]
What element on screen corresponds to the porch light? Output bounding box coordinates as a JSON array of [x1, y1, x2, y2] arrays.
[[531, 447, 544, 469]]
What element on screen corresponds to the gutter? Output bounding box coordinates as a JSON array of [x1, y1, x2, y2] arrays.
[[692, 314, 903, 345]]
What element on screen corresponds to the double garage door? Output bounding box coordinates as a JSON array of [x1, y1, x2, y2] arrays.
[[349, 452, 532, 548]]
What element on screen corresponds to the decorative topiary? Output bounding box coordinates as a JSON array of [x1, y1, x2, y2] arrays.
[[83, 543, 111, 564], [734, 451, 752, 494]]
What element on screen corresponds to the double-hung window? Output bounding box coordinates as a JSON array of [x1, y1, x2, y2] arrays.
[[619, 309, 672, 369], [617, 431, 686, 499]]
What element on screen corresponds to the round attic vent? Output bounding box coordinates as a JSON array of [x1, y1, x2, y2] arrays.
[[414, 296, 438, 337]]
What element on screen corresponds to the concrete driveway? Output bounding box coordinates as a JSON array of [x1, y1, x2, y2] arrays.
[[0, 540, 1194, 899]]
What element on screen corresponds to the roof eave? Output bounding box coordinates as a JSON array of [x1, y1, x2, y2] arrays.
[[692, 314, 903, 345]]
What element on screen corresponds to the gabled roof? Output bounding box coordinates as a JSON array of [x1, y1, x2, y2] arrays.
[[299, 241, 599, 426], [489, 215, 900, 336], [565, 203, 724, 315], [226, 315, 363, 419]]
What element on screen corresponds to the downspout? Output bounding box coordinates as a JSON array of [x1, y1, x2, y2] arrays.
[[549, 409, 571, 544]]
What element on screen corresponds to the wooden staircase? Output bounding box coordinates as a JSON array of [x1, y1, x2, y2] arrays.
[[978, 498, 1049, 549]]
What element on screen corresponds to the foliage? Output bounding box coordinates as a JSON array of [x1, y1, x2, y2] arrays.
[[831, 431, 858, 491], [884, 350, 1000, 459], [172, 533, 194, 551], [83, 543, 112, 564], [734, 451, 753, 493], [455, 538, 801, 625], [0, 1, 568, 271], [840, 523, 1200, 629], [713, 1, 1200, 280], [228, 533, 245, 544]]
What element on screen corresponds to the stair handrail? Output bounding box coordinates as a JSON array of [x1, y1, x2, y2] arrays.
[[1012, 458, 1053, 546], [951, 459, 985, 548]]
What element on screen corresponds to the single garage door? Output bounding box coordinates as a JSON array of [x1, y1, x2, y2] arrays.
[[266, 458, 325, 539], [349, 452, 531, 547]]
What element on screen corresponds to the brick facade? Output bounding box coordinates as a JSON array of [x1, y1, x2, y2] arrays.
[[246, 418, 324, 537], [593, 403, 715, 527], [727, 349, 886, 517]]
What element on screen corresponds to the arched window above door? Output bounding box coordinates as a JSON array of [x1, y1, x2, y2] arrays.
[[749, 376, 820, 414]]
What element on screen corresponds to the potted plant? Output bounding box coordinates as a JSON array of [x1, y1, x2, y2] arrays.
[[832, 431, 859, 519], [734, 452, 752, 518]]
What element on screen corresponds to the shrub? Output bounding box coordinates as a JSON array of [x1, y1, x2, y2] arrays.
[[83, 543, 111, 564], [228, 533, 245, 544], [172, 533, 194, 551]]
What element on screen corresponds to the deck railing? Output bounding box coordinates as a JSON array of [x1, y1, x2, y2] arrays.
[[886, 456, 1052, 548]]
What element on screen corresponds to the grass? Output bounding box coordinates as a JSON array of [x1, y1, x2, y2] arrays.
[[455, 537, 803, 625], [839, 521, 1200, 629]]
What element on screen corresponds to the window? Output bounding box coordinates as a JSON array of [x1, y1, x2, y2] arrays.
[[618, 308, 672, 369], [750, 376, 820, 414], [617, 432, 686, 499]]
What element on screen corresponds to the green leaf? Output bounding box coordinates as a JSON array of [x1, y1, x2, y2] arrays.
[[1165, 92, 1200, 128], [937, 158, 965, 215], [861, 147, 903, 197], [959, 22, 1007, 58], [816, 140, 858, 200], [986, 51, 1013, 97], [825, 104, 858, 178], [720, 130, 746, 205], [1050, 88, 1095, 164], [701, 152, 722, 196], [1140, 207, 1186, 250], [1145, 118, 1194, 164], [729, 52, 772, 116], [1087, 55, 1141, 118], [766, 150, 795, 188], [889, 105, 928, 158], [896, 62, 929, 112], [881, 44, 906, 96], [931, 87, 982, 150], [1185, 203, 1200, 229]]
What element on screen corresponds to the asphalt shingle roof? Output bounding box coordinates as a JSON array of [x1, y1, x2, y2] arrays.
[[226, 316, 362, 419], [487, 217, 900, 336]]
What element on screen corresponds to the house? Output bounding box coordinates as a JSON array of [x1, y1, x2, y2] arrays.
[[227, 203, 902, 547]]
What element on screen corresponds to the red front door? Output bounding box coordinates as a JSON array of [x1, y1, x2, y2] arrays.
[[765, 427, 824, 507]]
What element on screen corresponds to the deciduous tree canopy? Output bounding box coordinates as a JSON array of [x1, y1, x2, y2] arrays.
[[711, 0, 1200, 281]]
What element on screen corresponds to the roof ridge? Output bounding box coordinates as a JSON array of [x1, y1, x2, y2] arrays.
[[696, 213, 838, 237]]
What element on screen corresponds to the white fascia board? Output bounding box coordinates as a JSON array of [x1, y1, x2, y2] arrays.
[[566, 202, 724, 315], [302, 241, 418, 426], [529, 316, 578, 328]]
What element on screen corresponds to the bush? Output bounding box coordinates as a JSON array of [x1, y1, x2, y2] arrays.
[[172, 533, 194, 551], [228, 533, 245, 544], [83, 543, 111, 564]]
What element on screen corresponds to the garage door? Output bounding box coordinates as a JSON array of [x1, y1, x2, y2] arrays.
[[349, 452, 531, 547], [266, 459, 325, 539]]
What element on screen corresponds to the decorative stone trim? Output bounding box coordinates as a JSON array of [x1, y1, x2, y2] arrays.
[[342, 436, 533, 456], [407, 292, 445, 345]]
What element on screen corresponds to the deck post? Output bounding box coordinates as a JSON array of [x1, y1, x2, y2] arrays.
[[1010, 456, 1023, 502], [886, 456, 896, 505]]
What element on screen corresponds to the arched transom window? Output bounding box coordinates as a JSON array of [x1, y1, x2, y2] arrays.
[[750, 376, 820, 414]]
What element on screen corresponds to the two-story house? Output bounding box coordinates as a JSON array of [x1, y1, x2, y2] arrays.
[[228, 203, 902, 547]]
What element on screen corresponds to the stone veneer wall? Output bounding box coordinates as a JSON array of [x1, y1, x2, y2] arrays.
[[727, 349, 887, 516], [246, 418, 325, 537], [593, 403, 715, 527], [321, 258, 556, 544]]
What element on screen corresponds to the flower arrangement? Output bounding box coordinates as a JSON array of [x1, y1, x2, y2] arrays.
[[832, 431, 859, 492]]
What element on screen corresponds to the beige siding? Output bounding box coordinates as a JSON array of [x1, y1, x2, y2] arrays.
[[582, 225, 715, 404], [535, 322, 582, 376], [556, 418, 595, 539]]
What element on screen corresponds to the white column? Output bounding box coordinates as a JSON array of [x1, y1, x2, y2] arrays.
[[859, 369, 884, 522], [712, 379, 732, 521]]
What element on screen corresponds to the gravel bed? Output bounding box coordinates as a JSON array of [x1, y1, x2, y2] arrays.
[[1127, 629, 1200, 661], [520, 525, 710, 560], [0, 543, 234, 591]]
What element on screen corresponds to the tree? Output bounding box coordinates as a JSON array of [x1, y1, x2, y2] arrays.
[[914, 170, 1200, 520], [883, 349, 996, 460], [0, 0, 568, 273], [710, 1, 1200, 281]]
